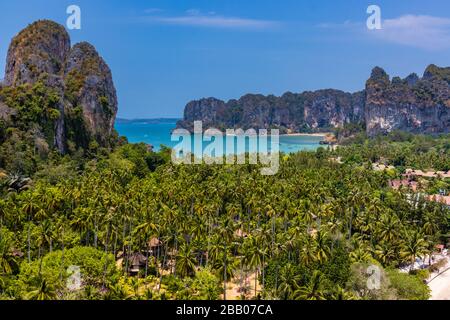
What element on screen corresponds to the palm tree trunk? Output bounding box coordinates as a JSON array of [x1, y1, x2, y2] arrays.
[[59, 226, 65, 282], [348, 208, 353, 240], [102, 225, 110, 289], [145, 235, 149, 278], [262, 258, 265, 294], [113, 229, 118, 260], [275, 265, 279, 293], [206, 217, 211, 268], [224, 244, 227, 301], [254, 269, 258, 298], [127, 220, 133, 275], [27, 222, 31, 263], [94, 222, 98, 248], [240, 259, 244, 295], [158, 243, 168, 294], [122, 220, 127, 275], [173, 233, 178, 276]]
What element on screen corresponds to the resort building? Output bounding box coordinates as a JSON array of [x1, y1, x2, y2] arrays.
[[428, 195, 450, 209], [389, 179, 418, 192], [405, 169, 450, 179]]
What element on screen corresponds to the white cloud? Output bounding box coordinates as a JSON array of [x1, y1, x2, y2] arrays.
[[318, 14, 450, 50], [371, 15, 450, 50], [140, 11, 278, 30]]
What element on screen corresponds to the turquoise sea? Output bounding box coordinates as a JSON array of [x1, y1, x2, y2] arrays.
[[115, 119, 325, 154]]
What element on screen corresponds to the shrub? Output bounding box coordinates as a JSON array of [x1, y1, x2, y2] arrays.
[[387, 269, 430, 300], [17, 246, 118, 296]]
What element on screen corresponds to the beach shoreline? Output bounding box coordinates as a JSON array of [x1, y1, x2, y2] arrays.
[[281, 132, 337, 147], [280, 133, 331, 137]]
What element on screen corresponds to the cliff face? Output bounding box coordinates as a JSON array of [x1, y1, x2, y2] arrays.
[[302, 90, 365, 130], [365, 65, 450, 136], [5, 20, 71, 87], [64, 42, 118, 146], [178, 65, 450, 136], [177, 90, 365, 133], [2, 20, 118, 153]]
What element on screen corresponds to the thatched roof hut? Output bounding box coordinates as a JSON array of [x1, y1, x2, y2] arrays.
[[127, 252, 147, 274]]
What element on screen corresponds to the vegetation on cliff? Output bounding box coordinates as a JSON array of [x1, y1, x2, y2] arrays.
[[2, 20, 118, 155]]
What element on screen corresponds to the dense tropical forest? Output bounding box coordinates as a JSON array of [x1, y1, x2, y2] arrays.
[[0, 128, 449, 300], [335, 128, 450, 172]]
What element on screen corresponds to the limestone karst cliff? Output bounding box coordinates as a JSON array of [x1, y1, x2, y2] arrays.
[[365, 65, 450, 136], [0, 20, 118, 154], [177, 91, 365, 134], [64, 42, 118, 147], [178, 65, 450, 136]]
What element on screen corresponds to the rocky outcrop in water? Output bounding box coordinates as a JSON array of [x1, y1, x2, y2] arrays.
[[1, 20, 118, 153], [178, 65, 450, 136]]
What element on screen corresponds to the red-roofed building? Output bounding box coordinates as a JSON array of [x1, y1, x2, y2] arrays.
[[428, 195, 450, 208], [390, 179, 418, 192]]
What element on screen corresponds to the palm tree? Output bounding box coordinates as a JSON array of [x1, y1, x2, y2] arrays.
[[0, 199, 8, 227], [214, 247, 237, 300], [349, 246, 372, 263], [374, 243, 396, 266], [401, 231, 428, 271], [106, 283, 134, 300], [21, 193, 38, 263], [26, 278, 57, 300], [299, 235, 316, 266], [378, 213, 400, 243], [38, 219, 55, 254], [293, 271, 326, 300], [134, 219, 158, 276], [176, 243, 196, 278], [6, 173, 31, 193], [332, 286, 358, 300], [314, 231, 330, 264], [242, 236, 264, 298], [278, 263, 301, 300], [0, 230, 16, 274]]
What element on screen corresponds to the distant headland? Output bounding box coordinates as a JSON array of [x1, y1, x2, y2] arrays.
[[177, 65, 450, 137]]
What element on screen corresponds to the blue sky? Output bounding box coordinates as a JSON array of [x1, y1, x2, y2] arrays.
[[1, 0, 450, 118]]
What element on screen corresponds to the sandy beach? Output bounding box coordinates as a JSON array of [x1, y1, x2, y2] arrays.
[[280, 133, 330, 137]]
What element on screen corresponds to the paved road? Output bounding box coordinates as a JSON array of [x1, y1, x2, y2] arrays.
[[429, 260, 450, 300]]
